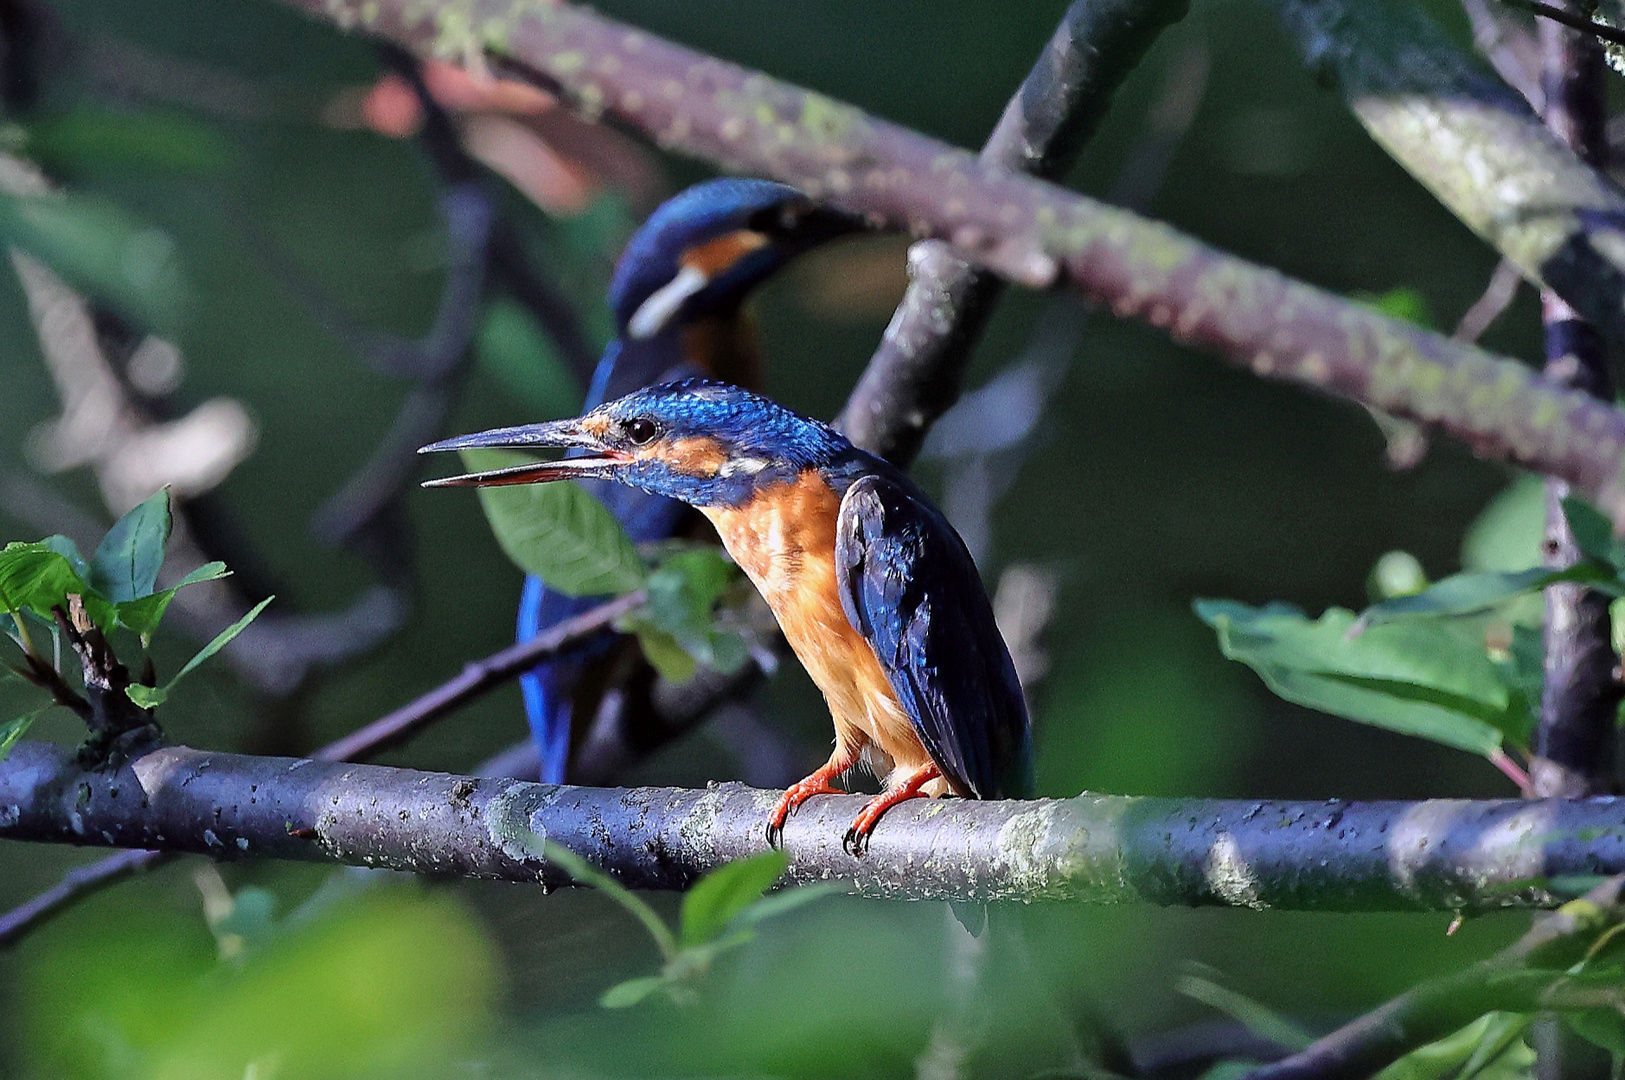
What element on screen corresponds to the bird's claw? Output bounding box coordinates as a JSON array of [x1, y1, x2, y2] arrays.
[[842, 825, 871, 858]]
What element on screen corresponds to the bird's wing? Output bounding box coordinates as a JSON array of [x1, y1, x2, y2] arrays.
[[834, 474, 1032, 799]]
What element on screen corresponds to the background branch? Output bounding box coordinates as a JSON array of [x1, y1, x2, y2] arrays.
[[836, 0, 1189, 464], [4, 740, 1625, 911], [277, 0, 1625, 527]]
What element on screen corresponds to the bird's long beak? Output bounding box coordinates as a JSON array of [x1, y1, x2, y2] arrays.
[[417, 418, 629, 487]]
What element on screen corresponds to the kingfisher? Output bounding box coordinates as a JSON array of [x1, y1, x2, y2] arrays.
[[423, 380, 1033, 852], [515, 179, 861, 783]]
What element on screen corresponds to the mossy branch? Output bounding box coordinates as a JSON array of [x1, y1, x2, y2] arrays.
[[275, 0, 1625, 525], [4, 740, 1625, 911]]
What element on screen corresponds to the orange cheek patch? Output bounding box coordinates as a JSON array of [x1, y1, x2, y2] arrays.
[[581, 415, 613, 439], [646, 435, 730, 478], [681, 230, 769, 277]]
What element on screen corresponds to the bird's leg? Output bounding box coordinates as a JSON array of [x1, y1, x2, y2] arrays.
[[766, 743, 861, 847], [843, 763, 942, 857]]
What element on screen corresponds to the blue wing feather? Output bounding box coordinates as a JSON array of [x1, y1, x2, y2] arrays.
[[834, 473, 1032, 799]]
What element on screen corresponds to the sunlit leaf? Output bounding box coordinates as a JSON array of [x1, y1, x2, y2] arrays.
[[679, 850, 788, 948], [459, 449, 645, 598], [90, 489, 172, 603], [1195, 600, 1532, 756], [1373, 1012, 1531, 1080], [126, 596, 271, 709], [0, 541, 113, 632], [631, 625, 697, 682], [600, 976, 668, 1009]]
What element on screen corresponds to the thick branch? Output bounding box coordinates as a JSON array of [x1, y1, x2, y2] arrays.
[[274, 0, 1625, 525], [838, 0, 1188, 464], [5, 740, 1625, 910], [1274, 0, 1625, 352]]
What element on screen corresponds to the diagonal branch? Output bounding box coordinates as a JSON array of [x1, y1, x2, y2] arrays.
[[837, 0, 1189, 464], [1274, 0, 1625, 353], [273, 0, 1625, 526], [5, 738, 1625, 911]]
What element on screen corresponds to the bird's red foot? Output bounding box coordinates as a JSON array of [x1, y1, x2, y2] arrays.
[[843, 763, 941, 857], [766, 775, 843, 847]]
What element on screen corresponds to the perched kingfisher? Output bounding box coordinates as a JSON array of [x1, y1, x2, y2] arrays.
[[423, 380, 1033, 852], [515, 179, 861, 783]]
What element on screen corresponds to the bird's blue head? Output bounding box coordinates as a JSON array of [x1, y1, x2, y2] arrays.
[[420, 379, 854, 508], [607, 179, 863, 343]]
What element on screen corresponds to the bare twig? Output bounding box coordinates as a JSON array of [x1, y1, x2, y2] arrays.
[[1504, 0, 1625, 48], [273, 0, 1625, 526], [0, 589, 644, 946], [1240, 877, 1625, 1080], [837, 0, 1190, 465], [1454, 257, 1526, 343], [5, 741, 1625, 910]]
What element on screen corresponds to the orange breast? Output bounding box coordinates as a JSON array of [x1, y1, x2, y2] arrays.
[[701, 471, 933, 776]]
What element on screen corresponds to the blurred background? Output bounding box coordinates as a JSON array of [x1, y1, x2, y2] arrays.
[[0, 0, 1562, 1076]]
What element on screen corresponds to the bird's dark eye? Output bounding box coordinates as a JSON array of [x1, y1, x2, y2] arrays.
[[624, 417, 660, 445]]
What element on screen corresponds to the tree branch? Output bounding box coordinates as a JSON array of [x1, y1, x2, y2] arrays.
[[0, 589, 645, 946], [4, 739, 1625, 910], [1274, 0, 1625, 353], [1241, 876, 1625, 1080], [837, 0, 1189, 464], [272, 0, 1625, 526]]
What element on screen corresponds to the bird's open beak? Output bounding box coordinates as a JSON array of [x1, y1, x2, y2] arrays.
[[417, 418, 629, 487]]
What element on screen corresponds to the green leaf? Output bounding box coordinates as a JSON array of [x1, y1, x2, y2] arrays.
[[678, 851, 788, 948], [459, 449, 645, 598], [1567, 1009, 1625, 1056], [0, 187, 188, 332], [90, 489, 171, 603], [0, 541, 112, 633], [1195, 600, 1533, 756], [126, 596, 272, 709], [40, 535, 91, 582], [23, 108, 231, 176], [1367, 550, 1428, 602], [1563, 497, 1625, 569], [599, 975, 669, 1009], [114, 561, 230, 640], [0, 706, 48, 763], [1356, 286, 1435, 329], [623, 546, 749, 679], [1358, 564, 1615, 627], [1373, 1013, 1531, 1080], [537, 840, 677, 961]]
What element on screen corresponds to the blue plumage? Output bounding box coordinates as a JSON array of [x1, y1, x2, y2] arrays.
[[426, 380, 1033, 844], [514, 180, 860, 782]]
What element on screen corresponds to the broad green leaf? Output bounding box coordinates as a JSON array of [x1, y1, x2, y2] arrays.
[[537, 840, 676, 961], [1195, 600, 1532, 755], [1373, 1013, 1531, 1080], [115, 561, 230, 640], [0, 541, 113, 632], [600, 976, 668, 1009], [0, 706, 48, 763], [1465, 476, 1546, 573], [126, 596, 271, 709], [0, 188, 188, 332], [459, 449, 645, 598], [40, 535, 90, 582], [1567, 1009, 1625, 1056], [23, 109, 231, 176], [1358, 564, 1614, 627], [678, 850, 788, 948], [90, 489, 171, 603], [1563, 497, 1618, 566]]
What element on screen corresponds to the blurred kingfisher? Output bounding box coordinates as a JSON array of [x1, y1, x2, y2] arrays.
[[423, 380, 1033, 852], [515, 179, 861, 783]]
